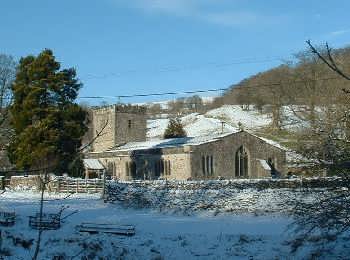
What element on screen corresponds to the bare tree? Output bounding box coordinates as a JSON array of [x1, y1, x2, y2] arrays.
[[289, 41, 350, 256], [31, 119, 109, 260], [0, 54, 16, 150]]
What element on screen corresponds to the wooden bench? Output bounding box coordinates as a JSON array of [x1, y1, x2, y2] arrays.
[[0, 211, 15, 226], [76, 222, 135, 236], [29, 213, 61, 230]]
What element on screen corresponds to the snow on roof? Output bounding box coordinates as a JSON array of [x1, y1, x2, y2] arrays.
[[83, 159, 105, 170], [107, 131, 238, 152]]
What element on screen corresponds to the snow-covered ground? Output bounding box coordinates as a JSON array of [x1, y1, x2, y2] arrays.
[[0, 191, 290, 259], [147, 105, 306, 139], [1, 188, 349, 259], [147, 106, 259, 139]]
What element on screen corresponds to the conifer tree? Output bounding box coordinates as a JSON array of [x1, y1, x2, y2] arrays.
[[164, 117, 187, 139], [8, 49, 88, 175]]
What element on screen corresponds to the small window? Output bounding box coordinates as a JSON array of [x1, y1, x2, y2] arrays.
[[125, 162, 129, 176], [206, 156, 210, 175], [202, 156, 206, 176], [160, 160, 164, 176], [128, 120, 132, 128]]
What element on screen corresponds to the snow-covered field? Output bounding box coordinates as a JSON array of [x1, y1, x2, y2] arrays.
[[1, 188, 349, 259], [147, 107, 262, 139], [147, 105, 307, 139]]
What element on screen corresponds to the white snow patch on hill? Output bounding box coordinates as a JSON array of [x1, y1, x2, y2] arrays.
[[147, 105, 269, 139], [206, 105, 272, 129]]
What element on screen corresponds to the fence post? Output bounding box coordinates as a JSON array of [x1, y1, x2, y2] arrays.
[[85, 179, 88, 193], [76, 179, 78, 193]]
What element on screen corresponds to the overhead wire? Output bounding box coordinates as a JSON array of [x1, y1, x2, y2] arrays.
[[82, 56, 289, 80], [77, 76, 342, 101]]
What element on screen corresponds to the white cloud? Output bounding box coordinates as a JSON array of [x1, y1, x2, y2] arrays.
[[129, 0, 198, 16], [117, 0, 281, 27], [204, 11, 259, 26], [330, 29, 350, 36]]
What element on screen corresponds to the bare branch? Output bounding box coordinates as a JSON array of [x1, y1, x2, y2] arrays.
[[78, 119, 109, 153], [306, 40, 350, 82]]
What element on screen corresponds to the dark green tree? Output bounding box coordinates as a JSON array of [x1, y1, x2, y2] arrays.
[[164, 117, 187, 139], [8, 49, 88, 175]]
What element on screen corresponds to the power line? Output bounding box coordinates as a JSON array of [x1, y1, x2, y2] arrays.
[[77, 76, 342, 100], [78, 87, 229, 100], [83, 56, 288, 80], [2, 76, 345, 103]]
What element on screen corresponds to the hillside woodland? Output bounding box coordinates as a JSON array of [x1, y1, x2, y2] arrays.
[[216, 47, 350, 174]]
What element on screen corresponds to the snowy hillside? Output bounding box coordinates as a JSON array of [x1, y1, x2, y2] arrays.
[[147, 105, 271, 139]]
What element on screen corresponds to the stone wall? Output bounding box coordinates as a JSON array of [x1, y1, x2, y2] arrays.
[[115, 110, 147, 144], [97, 148, 192, 181], [190, 131, 286, 179], [91, 106, 116, 152], [105, 178, 349, 215], [88, 131, 287, 181]]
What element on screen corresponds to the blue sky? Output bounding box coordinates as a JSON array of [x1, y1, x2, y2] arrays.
[[1, 0, 350, 104]]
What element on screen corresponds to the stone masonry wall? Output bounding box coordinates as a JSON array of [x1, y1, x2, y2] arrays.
[[105, 178, 349, 215], [190, 131, 286, 179], [92, 106, 115, 152], [91, 105, 147, 152]]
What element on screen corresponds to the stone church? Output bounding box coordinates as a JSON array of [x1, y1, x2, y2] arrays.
[[85, 104, 287, 180]]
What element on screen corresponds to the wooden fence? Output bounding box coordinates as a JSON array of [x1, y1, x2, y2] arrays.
[[49, 177, 104, 193]]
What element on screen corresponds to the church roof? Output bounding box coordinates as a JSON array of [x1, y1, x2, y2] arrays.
[[106, 131, 238, 152], [83, 159, 105, 170]]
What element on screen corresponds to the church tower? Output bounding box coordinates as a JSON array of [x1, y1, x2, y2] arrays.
[[91, 104, 147, 152]]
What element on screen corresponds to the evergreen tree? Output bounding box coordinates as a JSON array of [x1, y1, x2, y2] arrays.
[[8, 49, 88, 175], [164, 117, 187, 139]]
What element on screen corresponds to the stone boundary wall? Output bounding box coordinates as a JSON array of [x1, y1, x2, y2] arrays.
[[105, 178, 349, 215], [108, 177, 350, 190]]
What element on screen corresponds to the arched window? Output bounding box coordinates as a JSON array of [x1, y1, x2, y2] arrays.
[[168, 161, 171, 176], [202, 156, 206, 176], [130, 161, 136, 178], [155, 161, 160, 178], [160, 160, 164, 176], [164, 160, 168, 176], [235, 146, 249, 177], [206, 156, 210, 176], [125, 162, 129, 176]]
